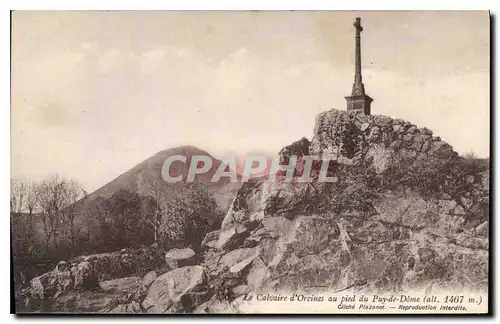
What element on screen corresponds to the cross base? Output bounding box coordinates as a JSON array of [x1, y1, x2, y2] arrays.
[[345, 94, 373, 115]]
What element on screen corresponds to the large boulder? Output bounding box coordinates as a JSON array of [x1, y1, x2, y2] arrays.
[[141, 271, 158, 288], [109, 301, 142, 314], [24, 245, 165, 312], [29, 262, 76, 301], [194, 296, 238, 314], [201, 231, 221, 248], [72, 245, 165, 281], [142, 266, 211, 313], [54, 277, 142, 313], [164, 248, 197, 269], [29, 271, 60, 300], [218, 247, 260, 274], [73, 261, 99, 291]]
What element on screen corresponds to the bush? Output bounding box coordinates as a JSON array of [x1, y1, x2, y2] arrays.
[[158, 183, 222, 252], [383, 153, 489, 224]]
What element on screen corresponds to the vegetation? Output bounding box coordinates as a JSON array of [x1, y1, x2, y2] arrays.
[[156, 182, 221, 253], [326, 159, 380, 215], [11, 176, 85, 286], [340, 120, 364, 159], [382, 153, 489, 225], [11, 176, 222, 289], [315, 150, 489, 229], [82, 189, 157, 253]]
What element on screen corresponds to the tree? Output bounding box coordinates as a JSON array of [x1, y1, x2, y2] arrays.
[[94, 196, 110, 248], [10, 179, 33, 214], [104, 189, 155, 247], [85, 190, 156, 252], [10, 180, 23, 214], [10, 178, 40, 287], [146, 180, 170, 244], [63, 181, 84, 251], [157, 183, 221, 251], [80, 191, 94, 248], [35, 175, 84, 251], [10, 178, 39, 238]]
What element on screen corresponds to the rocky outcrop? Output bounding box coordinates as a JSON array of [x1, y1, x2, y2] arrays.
[[311, 109, 456, 171], [72, 245, 165, 281], [53, 277, 143, 313], [142, 266, 211, 313], [29, 268, 72, 301], [198, 189, 488, 313], [73, 261, 99, 291], [23, 244, 210, 313], [99, 260, 211, 314], [29, 260, 99, 302], [25, 244, 165, 310], [193, 109, 488, 313], [141, 271, 158, 287], [98, 271, 159, 314]]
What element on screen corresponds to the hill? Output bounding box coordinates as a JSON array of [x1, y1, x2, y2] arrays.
[[85, 145, 241, 209]]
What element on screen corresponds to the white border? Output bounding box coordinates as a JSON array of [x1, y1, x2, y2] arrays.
[[0, 0, 498, 10], [1, 1, 498, 324]]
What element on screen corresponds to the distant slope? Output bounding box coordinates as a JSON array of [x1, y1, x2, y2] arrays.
[[87, 145, 237, 202]]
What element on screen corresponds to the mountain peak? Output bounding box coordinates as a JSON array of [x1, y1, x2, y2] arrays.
[[86, 145, 227, 202], [152, 145, 214, 158]]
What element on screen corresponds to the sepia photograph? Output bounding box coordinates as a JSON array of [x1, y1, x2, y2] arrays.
[[10, 10, 490, 314]]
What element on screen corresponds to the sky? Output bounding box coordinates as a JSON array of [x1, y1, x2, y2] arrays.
[[11, 11, 490, 192]]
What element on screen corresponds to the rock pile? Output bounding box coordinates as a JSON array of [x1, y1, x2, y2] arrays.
[[25, 245, 165, 308], [311, 109, 456, 172]]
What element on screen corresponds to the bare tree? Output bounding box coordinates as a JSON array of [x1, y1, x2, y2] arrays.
[[94, 196, 111, 247], [64, 181, 84, 251], [10, 178, 39, 251], [25, 181, 38, 219], [146, 180, 171, 244], [80, 190, 94, 247], [36, 175, 84, 250], [10, 179, 27, 214], [10, 178, 39, 286]]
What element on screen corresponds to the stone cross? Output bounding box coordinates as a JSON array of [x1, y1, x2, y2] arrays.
[[354, 17, 363, 86], [345, 17, 373, 115]]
